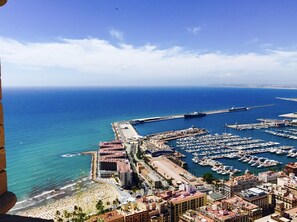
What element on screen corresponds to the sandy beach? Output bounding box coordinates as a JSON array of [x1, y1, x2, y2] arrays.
[[15, 181, 119, 220]]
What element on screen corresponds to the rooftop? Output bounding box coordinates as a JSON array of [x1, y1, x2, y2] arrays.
[[236, 187, 267, 200], [170, 191, 205, 204], [225, 173, 258, 186], [118, 161, 133, 173], [100, 140, 124, 148], [286, 162, 297, 169], [223, 196, 260, 210], [87, 211, 124, 222], [208, 192, 226, 201], [199, 204, 246, 221], [180, 210, 214, 222]]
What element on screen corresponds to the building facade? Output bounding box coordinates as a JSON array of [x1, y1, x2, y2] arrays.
[[169, 191, 206, 222], [284, 163, 297, 176], [0, 61, 16, 213], [223, 172, 259, 198]]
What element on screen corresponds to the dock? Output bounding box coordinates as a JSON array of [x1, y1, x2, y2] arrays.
[[226, 118, 289, 130], [279, 113, 297, 119], [147, 127, 208, 141]]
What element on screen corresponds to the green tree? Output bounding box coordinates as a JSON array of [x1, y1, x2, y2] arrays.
[[96, 200, 105, 214], [203, 172, 216, 184]]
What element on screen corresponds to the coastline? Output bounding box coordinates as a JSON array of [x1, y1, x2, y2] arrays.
[[13, 180, 119, 220], [5, 87, 297, 220], [10, 150, 120, 220]]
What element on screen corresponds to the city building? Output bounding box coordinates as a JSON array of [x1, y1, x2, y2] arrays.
[[179, 209, 214, 222], [235, 188, 269, 213], [222, 171, 259, 198], [198, 203, 249, 222], [284, 163, 297, 176], [137, 195, 171, 222], [258, 171, 285, 183], [168, 185, 206, 222], [137, 162, 162, 188], [223, 196, 263, 221], [285, 205, 297, 221], [273, 189, 297, 210], [257, 177, 297, 211], [207, 192, 226, 203], [98, 141, 133, 188], [87, 211, 125, 222], [254, 214, 291, 222]]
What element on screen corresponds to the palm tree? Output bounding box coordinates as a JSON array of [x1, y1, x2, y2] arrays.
[[96, 200, 104, 214]]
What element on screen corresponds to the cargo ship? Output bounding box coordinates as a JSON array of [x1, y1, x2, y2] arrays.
[[184, 111, 206, 118], [229, 107, 249, 112]]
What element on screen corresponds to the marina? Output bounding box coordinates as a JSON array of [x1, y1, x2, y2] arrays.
[[127, 100, 297, 179], [174, 133, 294, 176], [110, 100, 297, 181]]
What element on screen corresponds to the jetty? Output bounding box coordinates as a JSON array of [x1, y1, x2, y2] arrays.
[[112, 104, 274, 142], [129, 104, 274, 125], [81, 151, 98, 181], [276, 97, 297, 102]]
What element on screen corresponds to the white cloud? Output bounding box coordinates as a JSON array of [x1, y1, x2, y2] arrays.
[[187, 26, 201, 35], [0, 37, 296, 86], [109, 28, 124, 41]]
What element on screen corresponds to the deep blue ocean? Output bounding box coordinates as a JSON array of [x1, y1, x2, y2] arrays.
[[3, 87, 297, 204]]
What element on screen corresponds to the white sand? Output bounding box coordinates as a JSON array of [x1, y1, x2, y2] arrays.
[[16, 182, 119, 220]]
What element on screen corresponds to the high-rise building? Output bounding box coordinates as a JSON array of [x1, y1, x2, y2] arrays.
[[0, 61, 17, 214]]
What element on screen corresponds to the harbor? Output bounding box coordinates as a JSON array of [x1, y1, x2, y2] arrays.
[[173, 132, 291, 175], [110, 102, 297, 181]]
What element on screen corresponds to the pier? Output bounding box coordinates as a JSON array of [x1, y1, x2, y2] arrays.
[[129, 104, 274, 125], [81, 151, 98, 181], [147, 127, 208, 141], [112, 104, 274, 142], [226, 119, 289, 130]]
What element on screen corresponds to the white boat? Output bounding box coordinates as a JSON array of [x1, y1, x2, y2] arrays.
[[243, 158, 250, 163], [211, 166, 219, 172], [192, 156, 199, 164], [276, 150, 286, 155]]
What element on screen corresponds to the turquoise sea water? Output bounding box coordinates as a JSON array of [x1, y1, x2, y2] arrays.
[[3, 87, 297, 206]]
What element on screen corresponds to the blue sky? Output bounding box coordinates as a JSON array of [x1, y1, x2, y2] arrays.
[[0, 0, 297, 86]]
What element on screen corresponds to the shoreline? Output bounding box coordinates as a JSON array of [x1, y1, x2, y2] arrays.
[[13, 179, 119, 220], [9, 177, 92, 214]]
